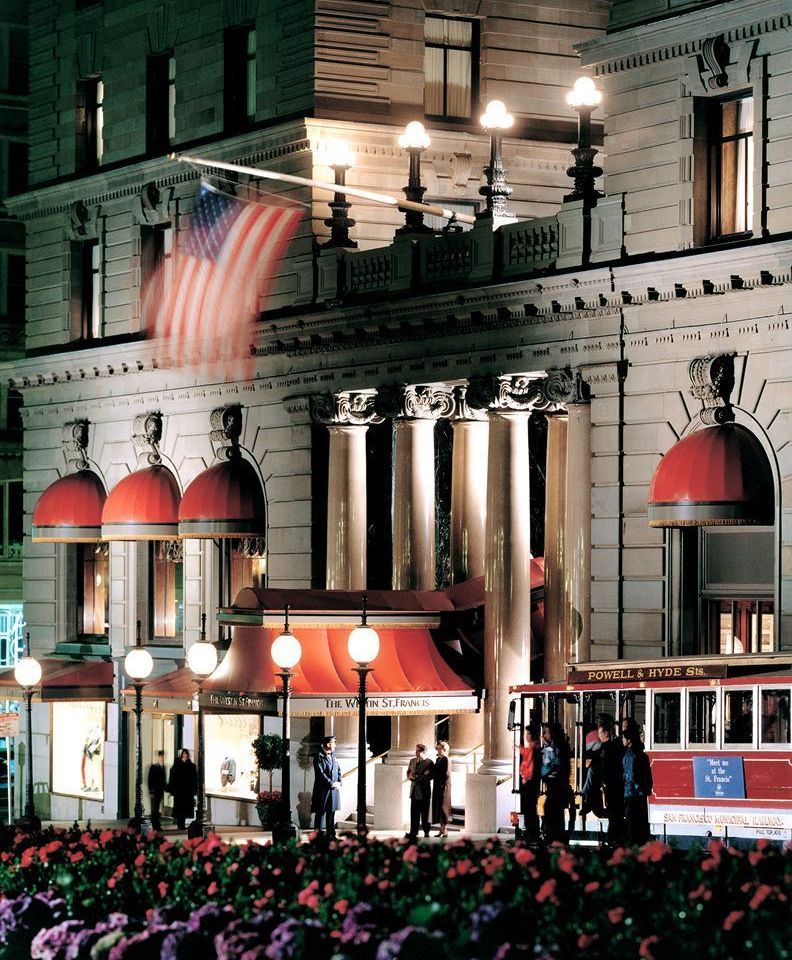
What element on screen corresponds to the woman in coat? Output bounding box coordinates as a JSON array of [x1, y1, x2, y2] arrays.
[[541, 723, 571, 844], [431, 741, 452, 838], [168, 748, 198, 830], [623, 722, 653, 845]]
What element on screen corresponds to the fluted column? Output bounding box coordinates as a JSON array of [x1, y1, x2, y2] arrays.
[[450, 415, 489, 583], [543, 415, 569, 681], [326, 425, 368, 590], [565, 400, 592, 665], [392, 417, 436, 591]]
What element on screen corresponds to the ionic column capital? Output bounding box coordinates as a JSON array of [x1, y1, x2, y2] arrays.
[[466, 369, 587, 413], [309, 391, 384, 426], [374, 382, 457, 421]]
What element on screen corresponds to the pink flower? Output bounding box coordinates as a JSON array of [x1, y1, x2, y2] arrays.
[[158, 882, 168, 897], [482, 855, 505, 877], [334, 899, 349, 915], [639, 935, 661, 959], [134, 853, 145, 868], [363, 873, 377, 886], [69, 851, 84, 864], [749, 884, 773, 910], [446, 868, 457, 879], [578, 934, 599, 950], [638, 841, 671, 863], [402, 846, 419, 864], [306, 894, 319, 911], [536, 879, 557, 903], [456, 859, 473, 875], [207, 881, 218, 896], [723, 910, 744, 931], [608, 907, 625, 924], [584, 881, 599, 894], [513, 848, 535, 867], [482, 881, 495, 896]]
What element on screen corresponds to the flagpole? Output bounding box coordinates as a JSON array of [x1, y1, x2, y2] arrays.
[[170, 153, 477, 226]]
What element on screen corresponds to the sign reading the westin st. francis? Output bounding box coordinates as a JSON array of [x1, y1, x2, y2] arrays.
[[693, 756, 746, 800]]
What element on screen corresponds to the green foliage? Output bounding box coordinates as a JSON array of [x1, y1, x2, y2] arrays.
[[252, 733, 283, 792]]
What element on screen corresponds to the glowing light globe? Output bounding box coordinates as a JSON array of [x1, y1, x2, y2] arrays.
[[271, 629, 302, 670], [124, 646, 153, 681], [566, 76, 602, 108], [15, 656, 42, 689], [187, 640, 218, 678], [399, 121, 431, 150], [348, 623, 380, 666]]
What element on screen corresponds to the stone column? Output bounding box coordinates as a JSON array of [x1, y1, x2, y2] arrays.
[[326, 424, 368, 590], [543, 415, 569, 681], [392, 417, 436, 591], [565, 399, 592, 665], [450, 415, 489, 583]]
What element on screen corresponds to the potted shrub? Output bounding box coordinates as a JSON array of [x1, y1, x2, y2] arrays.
[[252, 733, 283, 829]]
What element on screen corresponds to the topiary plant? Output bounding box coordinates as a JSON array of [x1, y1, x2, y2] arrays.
[[252, 734, 283, 792]]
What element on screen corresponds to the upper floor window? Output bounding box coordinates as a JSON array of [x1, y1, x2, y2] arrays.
[[424, 16, 476, 120], [76, 77, 103, 173], [224, 27, 256, 132], [141, 223, 173, 294], [70, 239, 102, 340], [147, 54, 175, 155], [151, 539, 183, 640], [704, 94, 754, 239], [0, 26, 27, 95], [0, 480, 22, 559], [78, 542, 109, 636], [1, 253, 25, 322], [7, 141, 28, 196]]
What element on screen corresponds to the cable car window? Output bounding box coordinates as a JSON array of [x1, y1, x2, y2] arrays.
[[724, 690, 754, 744], [687, 691, 717, 745], [760, 689, 790, 745], [653, 692, 681, 745], [619, 691, 647, 741], [583, 692, 616, 753]]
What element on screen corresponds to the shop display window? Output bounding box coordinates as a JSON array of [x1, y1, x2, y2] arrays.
[[204, 713, 260, 800], [51, 701, 105, 800]]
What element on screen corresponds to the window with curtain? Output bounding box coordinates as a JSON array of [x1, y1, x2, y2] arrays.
[[424, 16, 476, 120], [69, 239, 102, 341], [151, 539, 183, 639], [77, 542, 109, 636], [75, 77, 103, 173], [705, 94, 754, 238]]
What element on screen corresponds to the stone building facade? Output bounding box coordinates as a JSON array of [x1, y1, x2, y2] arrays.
[[3, 0, 790, 830]]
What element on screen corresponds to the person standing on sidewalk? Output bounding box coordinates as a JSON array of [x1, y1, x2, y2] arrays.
[[431, 741, 452, 838], [147, 750, 167, 831], [311, 735, 342, 837], [406, 743, 434, 841]]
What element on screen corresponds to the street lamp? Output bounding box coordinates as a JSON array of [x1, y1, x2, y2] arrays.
[[396, 121, 432, 236], [564, 76, 603, 205], [186, 613, 218, 839], [14, 634, 42, 832], [347, 595, 379, 837], [125, 620, 153, 834], [321, 139, 358, 249], [271, 604, 301, 842], [478, 99, 515, 224]]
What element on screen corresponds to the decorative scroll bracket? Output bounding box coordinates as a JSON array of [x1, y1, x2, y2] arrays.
[[689, 353, 736, 425], [210, 404, 243, 460], [132, 412, 163, 465], [62, 421, 90, 471]]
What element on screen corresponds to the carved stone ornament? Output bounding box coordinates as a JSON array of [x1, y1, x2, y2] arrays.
[[210, 404, 243, 459], [69, 200, 102, 241], [236, 536, 266, 559], [689, 353, 736, 425], [452, 384, 488, 421], [402, 384, 456, 420], [62, 421, 90, 471], [132, 412, 164, 465], [134, 182, 173, 226], [699, 34, 730, 89], [309, 391, 384, 426], [466, 373, 560, 412], [154, 539, 183, 563]]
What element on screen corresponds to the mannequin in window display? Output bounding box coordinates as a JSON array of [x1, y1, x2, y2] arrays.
[[220, 756, 237, 787], [81, 726, 103, 793]]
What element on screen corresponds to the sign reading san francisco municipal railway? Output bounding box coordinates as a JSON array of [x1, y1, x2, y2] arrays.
[[569, 663, 727, 684]]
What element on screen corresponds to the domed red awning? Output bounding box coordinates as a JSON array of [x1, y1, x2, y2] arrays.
[[648, 423, 774, 527], [101, 465, 181, 540], [32, 470, 107, 542], [178, 456, 265, 538]]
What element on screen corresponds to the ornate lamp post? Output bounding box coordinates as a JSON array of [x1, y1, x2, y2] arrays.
[[478, 99, 514, 224], [125, 620, 153, 834], [14, 634, 42, 832], [322, 139, 358, 249], [396, 121, 432, 236], [564, 76, 603, 206], [347, 596, 380, 837], [186, 614, 218, 839], [270, 605, 302, 842]]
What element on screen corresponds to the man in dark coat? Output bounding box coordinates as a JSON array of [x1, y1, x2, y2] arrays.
[[406, 743, 434, 840], [311, 735, 342, 836], [147, 750, 167, 831], [168, 748, 197, 830], [596, 716, 625, 844]]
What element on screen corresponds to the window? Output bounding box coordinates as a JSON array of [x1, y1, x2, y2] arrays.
[[151, 540, 183, 640], [1, 26, 27, 95], [424, 16, 476, 120], [76, 77, 103, 172], [700, 94, 754, 240], [0, 480, 22, 559], [77, 543, 109, 636], [760, 689, 790, 745], [652, 692, 681, 746], [687, 691, 717, 745], [7, 142, 28, 196], [147, 54, 175, 155], [224, 27, 256, 131], [70, 240, 102, 340], [217, 539, 265, 639], [140, 223, 173, 301], [724, 690, 754, 745], [5, 254, 25, 320]]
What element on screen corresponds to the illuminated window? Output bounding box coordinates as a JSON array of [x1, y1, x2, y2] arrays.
[[77, 542, 109, 636], [151, 540, 183, 639], [70, 239, 102, 340], [76, 77, 103, 172], [424, 16, 477, 120]]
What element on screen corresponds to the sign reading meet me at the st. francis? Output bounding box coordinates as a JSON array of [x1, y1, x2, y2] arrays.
[[692, 756, 746, 800]]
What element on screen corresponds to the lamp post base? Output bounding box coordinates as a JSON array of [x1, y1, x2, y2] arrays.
[[271, 819, 299, 843], [128, 815, 152, 836], [15, 812, 42, 832], [187, 818, 214, 839]]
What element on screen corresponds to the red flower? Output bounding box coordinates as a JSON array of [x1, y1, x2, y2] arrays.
[[723, 910, 745, 931], [687, 883, 712, 902], [363, 873, 377, 886], [69, 852, 84, 864], [608, 907, 625, 924], [297, 880, 320, 906], [446, 868, 457, 879], [134, 853, 145, 868], [456, 859, 473, 875], [158, 882, 168, 897], [536, 879, 557, 903], [513, 848, 535, 867], [584, 882, 600, 894], [607, 847, 631, 866], [378, 880, 390, 891], [638, 841, 670, 863], [578, 934, 599, 950], [334, 899, 349, 915], [482, 855, 505, 877], [749, 884, 773, 910], [639, 935, 661, 959], [207, 881, 218, 897], [482, 881, 495, 896], [402, 846, 419, 864]]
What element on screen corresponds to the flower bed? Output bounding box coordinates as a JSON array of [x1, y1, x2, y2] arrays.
[[0, 827, 787, 959]]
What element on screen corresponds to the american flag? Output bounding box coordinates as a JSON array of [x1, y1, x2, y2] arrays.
[[144, 181, 301, 376]]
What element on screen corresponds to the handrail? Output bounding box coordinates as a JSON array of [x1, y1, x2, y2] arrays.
[[341, 749, 389, 779], [457, 742, 485, 760]]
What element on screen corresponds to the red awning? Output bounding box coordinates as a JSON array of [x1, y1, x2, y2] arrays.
[[32, 471, 106, 542], [648, 424, 774, 527], [179, 456, 265, 538], [0, 659, 114, 701], [101, 465, 181, 540]]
